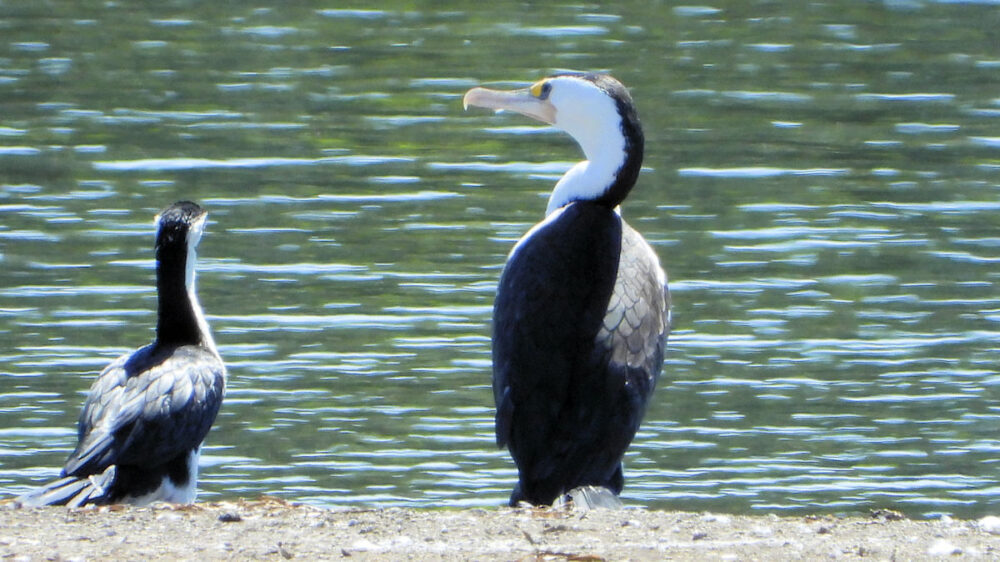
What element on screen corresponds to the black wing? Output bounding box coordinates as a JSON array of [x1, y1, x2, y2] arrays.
[[492, 204, 669, 504], [495, 203, 670, 503], [493, 203, 620, 446], [63, 344, 225, 477]]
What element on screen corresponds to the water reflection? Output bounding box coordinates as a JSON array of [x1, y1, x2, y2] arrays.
[[1, 0, 999, 519]]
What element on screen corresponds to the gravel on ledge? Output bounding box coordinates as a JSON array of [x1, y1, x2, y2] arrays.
[[2, 497, 999, 560]]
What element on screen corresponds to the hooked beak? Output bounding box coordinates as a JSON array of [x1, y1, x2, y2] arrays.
[[463, 87, 556, 125]]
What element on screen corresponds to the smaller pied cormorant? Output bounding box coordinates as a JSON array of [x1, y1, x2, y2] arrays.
[[464, 73, 670, 507], [18, 201, 226, 507]]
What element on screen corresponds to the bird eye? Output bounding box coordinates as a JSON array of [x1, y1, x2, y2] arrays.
[[530, 80, 552, 100]]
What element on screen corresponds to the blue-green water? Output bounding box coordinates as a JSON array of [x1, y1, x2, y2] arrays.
[[1, 1, 999, 518]]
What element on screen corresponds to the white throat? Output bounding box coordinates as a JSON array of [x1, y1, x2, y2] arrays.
[[546, 144, 625, 215]]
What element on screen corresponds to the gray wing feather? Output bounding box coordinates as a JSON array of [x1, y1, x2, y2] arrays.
[[597, 221, 670, 386]]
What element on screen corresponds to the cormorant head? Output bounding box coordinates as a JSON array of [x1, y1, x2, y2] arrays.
[[155, 201, 208, 257], [155, 201, 208, 296], [464, 73, 644, 213]]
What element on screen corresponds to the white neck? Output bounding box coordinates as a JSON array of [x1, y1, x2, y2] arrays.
[[184, 222, 219, 358], [185, 250, 219, 357], [545, 131, 626, 215]]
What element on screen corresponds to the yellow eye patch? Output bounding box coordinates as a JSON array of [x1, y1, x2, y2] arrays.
[[530, 80, 548, 98]]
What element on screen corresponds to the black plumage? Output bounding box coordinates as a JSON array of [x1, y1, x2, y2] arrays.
[[465, 73, 670, 506], [19, 201, 225, 507]]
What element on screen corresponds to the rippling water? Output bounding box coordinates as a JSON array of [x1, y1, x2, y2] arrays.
[[1, 1, 999, 518]]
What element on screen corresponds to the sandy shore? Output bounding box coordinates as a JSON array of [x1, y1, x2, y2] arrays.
[[2, 497, 999, 560]]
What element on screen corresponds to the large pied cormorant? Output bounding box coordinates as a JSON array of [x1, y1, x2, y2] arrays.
[[464, 73, 670, 507], [18, 201, 226, 507]]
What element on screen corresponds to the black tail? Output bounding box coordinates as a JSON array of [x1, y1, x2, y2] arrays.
[[17, 466, 116, 507]]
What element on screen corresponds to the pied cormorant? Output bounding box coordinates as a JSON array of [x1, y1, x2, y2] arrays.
[[464, 73, 670, 507], [18, 201, 226, 507]]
